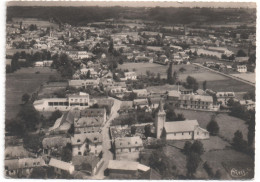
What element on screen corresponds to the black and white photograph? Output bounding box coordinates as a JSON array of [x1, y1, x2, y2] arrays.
[[4, 0, 257, 180]]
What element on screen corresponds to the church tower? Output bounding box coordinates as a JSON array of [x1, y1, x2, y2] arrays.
[[155, 100, 166, 139]]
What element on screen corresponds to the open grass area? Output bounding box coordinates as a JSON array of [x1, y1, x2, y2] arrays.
[[175, 109, 248, 142], [231, 73, 255, 84], [203, 79, 255, 92], [5, 67, 59, 120], [119, 62, 254, 92]]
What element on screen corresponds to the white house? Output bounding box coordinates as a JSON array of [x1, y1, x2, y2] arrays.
[[124, 72, 137, 80], [114, 136, 144, 154], [237, 65, 247, 73], [33, 92, 90, 111]]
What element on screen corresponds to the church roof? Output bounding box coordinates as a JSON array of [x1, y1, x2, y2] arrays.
[[164, 120, 199, 133]]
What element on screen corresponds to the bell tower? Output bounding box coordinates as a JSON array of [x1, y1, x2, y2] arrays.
[[155, 100, 166, 139]]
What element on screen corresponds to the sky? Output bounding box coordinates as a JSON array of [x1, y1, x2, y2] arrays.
[[6, 1, 256, 8]]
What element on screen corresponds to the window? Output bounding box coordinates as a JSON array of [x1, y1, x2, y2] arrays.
[[78, 146, 80, 150], [78, 152, 82, 155], [182, 133, 184, 135], [77, 139, 80, 142], [129, 148, 131, 152], [135, 141, 138, 144], [197, 132, 199, 135], [128, 142, 130, 145], [189, 132, 191, 135], [174, 133, 176, 136]]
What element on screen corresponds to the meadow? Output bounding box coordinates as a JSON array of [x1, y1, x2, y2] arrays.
[[5, 67, 58, 120], [119, 62, 255, 92]]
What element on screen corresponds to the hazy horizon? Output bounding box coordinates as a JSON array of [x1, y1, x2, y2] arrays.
[[7, 1, 256, 8]]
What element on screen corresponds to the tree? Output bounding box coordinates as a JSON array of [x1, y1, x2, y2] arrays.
[[144, 124, 152, 138], [183, 141, 192, 155], [213, 169, 221, 179], [23, 134, 42, 153], [17, 104, 41, 132], [61, 143, 72, 162], [131, 125, 137, 135], [186, 152, 201, 178], [6, 118, 26, 136], [30, 167, 46, 179], [236, 49, 247, 57], [203, 162, 214, 178], [21, 93, 30, 104], [206, 116, 219, 136], [243, 90, 255, 101], [232, 130, 247, 151], [108, 40, 114, 53], [48, 110, 62, 127], [185, 76, 199, 92], [190, 140, 204, 156], [248, 110, 255, 146], [167, 62, 173, 83], [86, 70, 91, 79], [166, 109, 177, 121], [202, 80, 207, 91], [227, 98, 235, 107], [179, 67, 186, 73], [149, 149, 171, 177], [176, 113, 185, 121]]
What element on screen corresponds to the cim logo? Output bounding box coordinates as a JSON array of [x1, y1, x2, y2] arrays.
[[230, 168, 252, 178]]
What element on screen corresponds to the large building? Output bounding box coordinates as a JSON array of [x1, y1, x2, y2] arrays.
[[155, 101, 209, 140], [33, 92, 91, 111], [114, 136, 144, 155]]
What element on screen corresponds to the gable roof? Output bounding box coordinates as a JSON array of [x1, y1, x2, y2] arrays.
[[164, 120, 199, 133], [49, 158, 74, 171], [75, 117, 103, 127], [179, 94, 213, 103], [115, 136, 143, 149], [71, 132, 102, 146], [107, 160, 150, 171]]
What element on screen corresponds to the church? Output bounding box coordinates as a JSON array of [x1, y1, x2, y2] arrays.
[[155, 101, 209, 140]]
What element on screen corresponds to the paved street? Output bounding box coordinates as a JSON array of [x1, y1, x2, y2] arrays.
[[92, 97, 122, 179]]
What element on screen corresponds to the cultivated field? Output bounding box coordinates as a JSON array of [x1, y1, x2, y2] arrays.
[[5, 67, 59, 120]]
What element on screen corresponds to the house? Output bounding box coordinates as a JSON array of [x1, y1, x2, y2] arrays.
[[114, 136, 144, 155], [216, 92, 235, 105], [178, 94, 216, 111], [5, 146, 31, 160], [132, 89, 148, 98], [68, 79, 99, 89], [133, 99, 149, 109], [124, 72, 137, 80], [80, 108, 106, 121], [48, 158, 75, 175], [237, 65, 247, 73], [33, 92, 90, 111], [42, 136, 71, 155], [155, 101, 209, 140], [239, 100, 255, 110], [107, 160, 150, 179], [71, 132, 102, 156], [72, 154, 104, 176], [110, 86, 128, 96], [74, 116, 104, 134], [5, 157, 45, 177], [235, 57, 249, 63]]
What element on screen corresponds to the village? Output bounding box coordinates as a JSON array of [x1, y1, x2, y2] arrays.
[[5, 5, 255, 180]]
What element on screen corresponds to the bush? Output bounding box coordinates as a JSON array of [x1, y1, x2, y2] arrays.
[[206, 118, 219, 136]]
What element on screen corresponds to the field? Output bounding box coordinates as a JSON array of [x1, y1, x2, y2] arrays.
[[175, 109, 248, 142], [119, 62, 255, 92], [193, 57, 233, 66], [5, 67, 59, 120], [231, 73, 255, 84]]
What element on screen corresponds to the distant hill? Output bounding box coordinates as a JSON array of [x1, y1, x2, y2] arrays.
[[7, 6, 256, 26]]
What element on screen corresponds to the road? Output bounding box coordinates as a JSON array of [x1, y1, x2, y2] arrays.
[[193, 63, 255, 86], [92, 97, 122, 179]]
